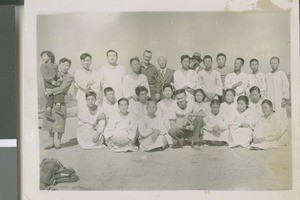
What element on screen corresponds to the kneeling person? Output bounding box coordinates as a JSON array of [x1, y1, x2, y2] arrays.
[[138, 101, 173, 151]]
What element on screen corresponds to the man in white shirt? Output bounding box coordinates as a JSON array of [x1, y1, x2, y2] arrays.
[[225, 58, 248, 98], [197, 55, 222, 101], [247, 58, 266, 98], [99, 50, 125, 101]]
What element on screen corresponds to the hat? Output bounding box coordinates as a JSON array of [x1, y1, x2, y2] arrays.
[[191, 52, 202, 62]]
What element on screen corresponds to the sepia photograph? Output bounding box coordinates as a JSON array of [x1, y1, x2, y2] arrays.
[[20, 0, 300, 199]]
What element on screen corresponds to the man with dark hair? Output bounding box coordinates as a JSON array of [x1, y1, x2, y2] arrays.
[[100, 87, 119, 121], [128, 85, 149, 118], [214, 53, 233, 102], [99, 49, 125, 100], [189, 52, 205, 72], [225, 57, 248, 98], [247, 58, 266, 98], [141, 50, 161, 101]]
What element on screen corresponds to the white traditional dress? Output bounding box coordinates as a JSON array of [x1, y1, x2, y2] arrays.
[[122, 73, 150, 99], [156, 99, 176, 120], [228, 108, 255, 148], [249, 99, 264, 125], [100, 101, 119, 120], [193, 102, 210, 116], [98, 64, 126, 100], [266, 70, 289, 123], [174, 69, 197, 102], [251, 112, 288, 149], [197, 69, 223, 98], [128, 101, 148, 119], [220, 101, 237, 124], [138, 114, 172, 151], [74, 68, 100, 108], [76, 105, 106, 150], [203, 111, 229, 142], [104, 112, 138, 152], [225, 72, 248, 97], [247, 72, 267, 98]]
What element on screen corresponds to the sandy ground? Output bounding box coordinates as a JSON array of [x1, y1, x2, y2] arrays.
[[39, 117, 292, 191]]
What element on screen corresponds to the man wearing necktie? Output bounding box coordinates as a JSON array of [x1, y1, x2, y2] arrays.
[[157, 56, 175, 100]]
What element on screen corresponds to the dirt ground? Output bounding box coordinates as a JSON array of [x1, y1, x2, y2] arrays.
[[39, 117, 292, 191]]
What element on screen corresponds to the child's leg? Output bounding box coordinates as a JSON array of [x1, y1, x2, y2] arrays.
[[55, 132, 63, 149], [45, 95, 54, 115], [54, 93, 65, 115]]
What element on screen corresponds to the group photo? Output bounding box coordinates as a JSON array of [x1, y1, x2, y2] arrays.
[[37, 11, 292, 190]]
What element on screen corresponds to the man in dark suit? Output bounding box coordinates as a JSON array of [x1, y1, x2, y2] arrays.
[[157, 56, 175, 99]]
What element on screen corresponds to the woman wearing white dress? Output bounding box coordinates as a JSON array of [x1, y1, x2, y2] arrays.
[[74, 53, 100, 109], [104, 98, 138, 153], [138, 101, 172, 151], [76, 91, 106, 150], [228, 95, 255, 148], [193, 88, 210, 115], [220, 89, 237, 124], [174, 55, 197, 102], [250, 99, 288, 150], [156, 83, 176, 120], [203, 99, 229, 145]]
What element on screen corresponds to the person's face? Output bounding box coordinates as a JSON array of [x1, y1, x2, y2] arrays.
[[190, 59, 199, 67], [147, 103, 157, 115], [107, 52, 118, 65], [181, 58, 190, 70], [119, 101, 129, 113], [225, 91, 235, 104], [41, 53, 50, 63], [131, 60, 141, 74], [211, 104, 220, 115], [105, 91, 116, 103], [81, 56, 92, 69], [237, 100, 247, 112], [163, 87, 173, 99], [195, 91, 204, 103], [262, 103, 273, 117], [250, 61, 259, 73], [270, 58, 279, 72], [250, 90, 261, 103], [143, 52, 152, 64], [234, 59, 243, 71], [217, 56, 226, 67], [158, 58, 167, 69], [139, 91, 148, 103], [59, 61, 70, 74], [86, 96, 96, 107], [203, 58, 212, 70], [175, 93, 187, 106]]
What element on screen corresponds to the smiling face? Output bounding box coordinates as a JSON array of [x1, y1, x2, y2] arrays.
[[250, 60, 259, 74], [138, 90, 148, 103], [131, 60, 141, 74], [163, 87, 173, 99], [181, 58, 190, 70], [143, 52, 152, 65], [59, 61, 70, 74], [237, 100, 247, 112], [195, 91, 205, 103], [217, 55, 226, 67], [107, 51, 118, 65], [86, 95, 96, 107], [81, 56, 92, 69], [175, 92, 187, 107], [262, 103, 273, 117], [119, 100, 129, 114], [41, 53, 50, 63]]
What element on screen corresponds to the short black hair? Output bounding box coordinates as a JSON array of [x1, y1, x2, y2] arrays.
[[249, 86, 261, 94], [104, 87, 114, 95], [181, 55, 190, 62], [225, 88, 236, 97], [216, 53, 226, 60], [203, 55, 212, 61], [210, 99, 221, 107], [261, 99, 273, 108], [106, 49, 118, 57], [236, 57, 245, 66], [270, 56, 280, 63], [135, 85, 148, 96], [250, 58, 259, 64], [130, 57, 140, 64], [40, 51, 55, 63], [237, 95, 249, 107], [118, 98, 129, 105], [174, 89, 186, 96], [59, 57, 72, 65], [143, 50, 152, 55], [80, 53, 92, 60], [194, 88, 206, 102], [85, 90, 97, 99], [163, 83, 174, 91]]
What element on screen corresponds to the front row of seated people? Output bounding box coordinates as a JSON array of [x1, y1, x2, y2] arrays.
[[76, 84, 289, 152]]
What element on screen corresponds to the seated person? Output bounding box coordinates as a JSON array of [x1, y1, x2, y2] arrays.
[[76, 91, 106, 150], [193, 88, 210, 115], [168, 89, 206, 149], [249, 86, 264, 124], [104, 98, 138, 153], [203, 99, 229, 146], [220, 88, 237, 124], [128, 85, 149, 118], [138, 101, 173, 151], [228, 96, 255, 148], [250, 99, 288, 150], [157, 83, 176, 120], [100, 87, 119, 120]]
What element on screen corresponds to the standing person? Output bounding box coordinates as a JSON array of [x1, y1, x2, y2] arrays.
[[225, 58, 248, 98], [74, 53, 100, 109], [168, 89, 206, 149], [189, 52, 205, 72], [247, 59, 266, 98], [157, 56, 175, 99], [174, 55, 198, 102], [141, 50, 161, 101], [197, 55, 223, 101], [123, 57, 150, 102], [98, 50, 126, 100], [43, 58, 74, 150], [76, 91, 106, 150], [265, 57, 289, 115], [104, 98, 138, 153], [214, 53, 233, 102], [138, 101, 173, 151]]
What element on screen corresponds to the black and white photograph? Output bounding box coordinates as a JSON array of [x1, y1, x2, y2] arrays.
[[21, 0, 300, 199]]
